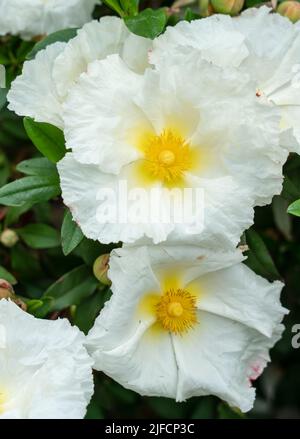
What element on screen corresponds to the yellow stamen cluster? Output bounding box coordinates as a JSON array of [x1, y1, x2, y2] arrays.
[[143, 130, 193, 184], [155, 288, 197, 335]]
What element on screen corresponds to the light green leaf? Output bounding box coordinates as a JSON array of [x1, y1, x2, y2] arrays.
[[125, 8, 167, 39], [26, 28, 78, 60], [0, 175, 60, 207], [61, 210, 84, 256], [18, 223, 60, 249], [0, 265, 17, 285], [119, 0, 139, 16], [287, 198, 300, 217], [42, 265, 98, 312], [24, 117, 66, 163]]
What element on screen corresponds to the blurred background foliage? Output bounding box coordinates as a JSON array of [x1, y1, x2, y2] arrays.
[[0, 0, 300, 420]]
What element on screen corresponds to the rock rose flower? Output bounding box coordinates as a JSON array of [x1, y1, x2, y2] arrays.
[[0, 299, 94, 419], [86, 245, 287, 412], [0, 0, 99, 40], [57, 53, 285, 244]]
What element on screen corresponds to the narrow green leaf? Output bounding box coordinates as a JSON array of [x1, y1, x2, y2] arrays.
[[0, 265, 17, 285], [26, 28, 78, 60], [125, 8, 167, 39], [0, 175, 60, 207], [23, 117, 66, 163], [16, 157, 58, 177], [18, 223, 60, 249], [287, 199, 300, 217], [244, 229, 280, 281], [61, 210, 84, 256], [42, 265, 98, 312]]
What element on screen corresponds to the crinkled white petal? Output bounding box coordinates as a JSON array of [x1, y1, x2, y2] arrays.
[[58, 153, 255, 246], [53, 17, 152, 100], [173, 311, 284, 411], [86, 245, 287, 412], [62, 55, 146, 171], [7, 42, 66, 128], [0, 299, 94, 419], [0, 0, 99, 39], [151, 7, 300, 153]]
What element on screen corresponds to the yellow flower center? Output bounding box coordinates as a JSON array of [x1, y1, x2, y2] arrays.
[[156, 288, 197, 335], [143, 130, 193, 185]]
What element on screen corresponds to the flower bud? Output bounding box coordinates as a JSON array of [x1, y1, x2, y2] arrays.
[[0, 229, 19, 248], [277, 1, 300, 23], [199, 0, 214, 17], [93, 254, 111, 286], [0, 279, 14, 300], [211, 0, 244, 15]]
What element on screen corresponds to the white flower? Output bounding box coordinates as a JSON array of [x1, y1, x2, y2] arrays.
[[7, 17, 152, 128], [0, 0, 99, 40], [0, 299, 94, 419], [86, 245, 287, 413], [151, 6, 300, 153], [57, 53, 284, 245]]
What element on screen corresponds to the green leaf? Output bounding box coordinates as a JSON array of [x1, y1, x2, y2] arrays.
[[125, 8, 167, 39], [16, 157, 58, 178], [281, 175, 300, 202], [76, 238, 115, 266], [244, 229, 281, 281], [18, 223, 60, 249], [0, 88, 7, 111], [184, 8, 200, 22], [191, 397, 216, 419], [0, 175, 60, 207], [272, 195, 292, 240], [4, 203, 34, 227], [74, 288, 111, 334], [26, 297, 54, 318], [61, 209, 84, 256], [23, 117, 66, 163], [119, 0, 139, 16], [26, 28, 78, 60], [218, 403, 245, 419], [102, 0, 124, 17], [287, 198, 300, 217], [42, 265, 98, 312], [0, 265, 17, 285]]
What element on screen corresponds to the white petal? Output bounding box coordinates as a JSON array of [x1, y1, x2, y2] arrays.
[[0, 0, 99, 39], [7, 42, 65, 128], [62, 55, 148, 172], [0, 299, 93, 419], [173, 311, 284, 412], [53, 17, 151, 100], [186, 263, 286, 337]]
